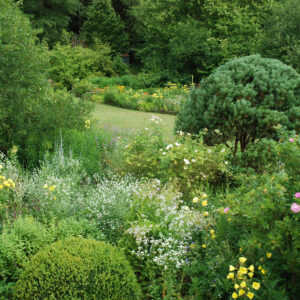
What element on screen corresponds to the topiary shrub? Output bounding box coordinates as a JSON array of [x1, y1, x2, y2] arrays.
[[13, 237, 141, 300], [175, 55, 300, 155]]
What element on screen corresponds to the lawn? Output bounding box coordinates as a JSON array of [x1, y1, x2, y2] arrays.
[[92, 103, 176, 139]]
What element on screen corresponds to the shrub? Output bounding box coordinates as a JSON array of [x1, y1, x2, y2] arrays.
[[13, 237, 141, 300], [175, 55, 300, 155], [0, 216, 104, 298], [48, 43, 114, 89]]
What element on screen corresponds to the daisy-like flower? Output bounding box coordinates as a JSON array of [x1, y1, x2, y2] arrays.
[[202, 200, 208, 206], [192, 197, 200, 203], [184, 158, 190, 165]]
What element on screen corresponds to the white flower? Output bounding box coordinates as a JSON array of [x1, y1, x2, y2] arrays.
[[224, 161, 228, 165], [191, 159, 196, 163], [166, 144, 174, 150], [187, 133, 191, 136], [175, 142, 181, 147], [207, 149, 212, 153], [221, 148, 226, 153], [184, 159, 190, 165], [195, 150, 198, 153], [163, 152, 166, 155], [144, 127, 149, 131], [179, 131, 184, 136], [182, 205, 190, 211]]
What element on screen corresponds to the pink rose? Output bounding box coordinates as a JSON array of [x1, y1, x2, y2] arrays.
[[295, 193, 300, 198], [223, 207, 229, 213], [291, 203, 300, 213]]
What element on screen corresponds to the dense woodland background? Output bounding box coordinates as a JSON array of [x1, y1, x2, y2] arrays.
[[16, 0, 300, 81]]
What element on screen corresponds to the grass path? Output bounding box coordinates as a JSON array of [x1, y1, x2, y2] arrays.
[[92, 103, 176, 139]]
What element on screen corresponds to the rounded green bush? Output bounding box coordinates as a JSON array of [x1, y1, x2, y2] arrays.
[[13, 237, 141, 300], [175, 55, 300, 155]]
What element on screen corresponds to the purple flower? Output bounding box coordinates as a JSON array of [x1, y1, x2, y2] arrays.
[[291, 203, 300, 213], [223, 207, 229, 213], [289, 138, 294, 142], [295, 193, 300, 198]]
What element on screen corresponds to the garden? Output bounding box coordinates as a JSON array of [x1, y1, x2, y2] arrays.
[[1, 0, 300, 299]]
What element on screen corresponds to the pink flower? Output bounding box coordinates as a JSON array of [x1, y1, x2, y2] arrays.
[[289, 138, 294, 142], [223, 207, 229, 213], [295, 193, 300, 198], [291, 203, 300, 213]]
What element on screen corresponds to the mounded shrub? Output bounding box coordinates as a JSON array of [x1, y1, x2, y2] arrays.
[[13, 237, 141, 300], [175, 55, 300, 155]]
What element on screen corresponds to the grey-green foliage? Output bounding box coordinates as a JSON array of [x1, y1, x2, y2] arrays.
[[13, 237, 141, 299], [259, 0, 300, 73], [175, 55, 300, 154]]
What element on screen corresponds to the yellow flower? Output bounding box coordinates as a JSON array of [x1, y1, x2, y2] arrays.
[[202, 200, 208, 206], [252, 282, 260, 290], [247, 292, 254, 299], [203, 211, 209, 216], [44, 184, 48, 189], [210, 229, 215, 234], [227, 272, 234, 279], [49, 185, 56, 191], [192, 197, 200, 203], [239, 289, 245, 296], [211, 234, 216, 239], [248, 265, 254, 272], [261, 269, 266, 275], [229, 265, 236, 271], [248, 272, 254, 278], [0, 185, 3, 190], [202, 193, 208, 199], [239, 267, 248, 275], [239, 257, 247, 264], [190, 243, 195, 249], [234, 284, 239, 290], [232, 292, 238, 299], [258, 266, 262, 270], [240, 281, 247, 288], [201, 244, 207, 248], [266, 252, 272, 259]]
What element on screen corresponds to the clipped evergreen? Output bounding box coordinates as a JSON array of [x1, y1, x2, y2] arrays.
[[13, 237, 141, 300], [175, 55, 300, 154]]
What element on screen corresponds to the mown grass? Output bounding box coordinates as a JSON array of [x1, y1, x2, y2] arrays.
[[92, 103, 175, 139]]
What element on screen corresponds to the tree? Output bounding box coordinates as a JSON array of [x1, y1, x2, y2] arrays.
[[82, 0, 130, 52], [0, 0, 90, 165], [18, 0, 80, 47], [130, 0, 278, 82], [259, 0, 300, 73], [175, 55, 300, 155]]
